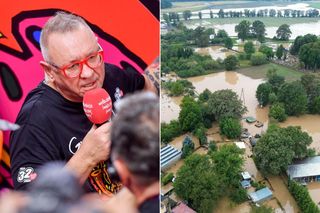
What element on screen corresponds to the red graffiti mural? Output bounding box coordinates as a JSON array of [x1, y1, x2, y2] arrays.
[[0, 1, 159, 189]]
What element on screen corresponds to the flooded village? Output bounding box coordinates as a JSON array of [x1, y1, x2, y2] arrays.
[[161, 1, 320, 213]]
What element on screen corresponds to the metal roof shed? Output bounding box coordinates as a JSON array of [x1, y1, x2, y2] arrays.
[[249, 187, 273, 203]]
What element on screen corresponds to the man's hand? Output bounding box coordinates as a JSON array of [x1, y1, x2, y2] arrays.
[[65, 122, 111, 184]]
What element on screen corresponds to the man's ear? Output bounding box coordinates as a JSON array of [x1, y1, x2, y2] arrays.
[[40, 61, 54, 80], [114, 159, 131, 187]]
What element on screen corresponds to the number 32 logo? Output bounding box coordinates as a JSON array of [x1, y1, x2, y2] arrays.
[[17, 167, 36, 183]]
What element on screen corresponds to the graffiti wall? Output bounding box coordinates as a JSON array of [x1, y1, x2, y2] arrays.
[[0, 1, 159, 189]]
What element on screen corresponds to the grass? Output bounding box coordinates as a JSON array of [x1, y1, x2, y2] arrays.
[[183, 17, 320, 27], [237, 63, 304, 82], [309, 2, 320, 9], [162, 1, 293, 13]]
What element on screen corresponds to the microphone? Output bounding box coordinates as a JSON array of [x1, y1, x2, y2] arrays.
[[83, 88, 113, 125], [83, 88, 120, 183]]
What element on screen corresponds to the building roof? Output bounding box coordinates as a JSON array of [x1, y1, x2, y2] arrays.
[[287, 156, 320, 179], [235, 142, 246, 149], [249, 187, 273, 203], [161, 145, 182, 169], [172, 202, 196, 213], [241, 180, 251, 188], [241, 171, 251, 180]]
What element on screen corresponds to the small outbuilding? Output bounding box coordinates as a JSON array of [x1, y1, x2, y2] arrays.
[[249, 187, 273, 203]]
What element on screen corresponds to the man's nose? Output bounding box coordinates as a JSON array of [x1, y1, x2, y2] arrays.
[[80, 63, 94, 78]]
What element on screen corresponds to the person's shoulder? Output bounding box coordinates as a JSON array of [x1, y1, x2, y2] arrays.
[[17, 83, 54, 125]]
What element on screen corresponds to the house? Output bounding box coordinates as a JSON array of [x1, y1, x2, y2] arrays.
[[249, 187, 273, 203], [287, 156, 320, 183], [172, 202, 197, 213], [161, 145, 182, 171]]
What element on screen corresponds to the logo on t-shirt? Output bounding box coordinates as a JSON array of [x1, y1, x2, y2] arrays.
[[69, 136, 82, 154], [114, 87, 123, 101], [17, 167, 37, 183]]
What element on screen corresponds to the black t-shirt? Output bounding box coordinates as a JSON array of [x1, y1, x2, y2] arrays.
[[138, 195, 159, 213], [10, 63, 145, 194]]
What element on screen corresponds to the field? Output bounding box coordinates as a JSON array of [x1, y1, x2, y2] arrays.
[[163, 1, 293, 13], [237, 63, 304, 82], [183, 17, 320, 27]]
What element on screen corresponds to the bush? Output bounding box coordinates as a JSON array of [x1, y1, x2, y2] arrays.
[[161, 173, 174, 185], [288, 180, 320, 213], [269, 103, 287, 122], [224, 55, 239, 71], [251, 52, 268, 66], [219, 117, 241, 139], [230, 187, 248, 204]]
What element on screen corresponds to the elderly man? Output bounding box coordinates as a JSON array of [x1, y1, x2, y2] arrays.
[[10, 11, 156, 196], [111, 92, 159, 212]]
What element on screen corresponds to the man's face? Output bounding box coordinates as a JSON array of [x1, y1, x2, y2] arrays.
[[46, 25, 105, 102]]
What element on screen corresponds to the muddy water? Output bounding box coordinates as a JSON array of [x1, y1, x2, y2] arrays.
[[188, 72, 268, 136], [195, 46, 234, 60], [307, 182, 320, 205], [216, 197, 251, 213], [279, 115, 320, 153], [267, 176, 300, 213], [161, 92, 183, 123], [161, 71, 320, 211]]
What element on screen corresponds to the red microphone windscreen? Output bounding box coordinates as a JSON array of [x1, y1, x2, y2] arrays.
[[83, 88, 112, 124]]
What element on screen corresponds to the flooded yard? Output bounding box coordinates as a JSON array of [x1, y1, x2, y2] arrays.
[[161, 71, 320, 211], [195, 46, 235, 60]]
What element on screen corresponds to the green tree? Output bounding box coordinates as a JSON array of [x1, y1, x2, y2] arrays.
[[235, 20, 251, 41], [256, 82, 272, 106], [161, 0, 172, 9], [267, 68, 285, 93], [198, 89, 212, 102], [161, 120, 183, 143], [299, 41, 320, 70], [244, 41, 255, 58], [183, 10, 192, 20], [254, 126, 312, 175], [161, 172, 174, 185], [290, 34, 317, 55], [181, 136, 195, 159], [224, 55, 239, 70], [224, 37, 233, 49], [208, 89, 247, 121], [218, 9, 225, 18], [251, 52, 267, 65], [252, 20, 266, 42], [174, 154, 222, 213], [211, 144, 244, 188], [179, 96, 203, 132], [208, 141, 217, 155], [278, 81, 308, 116], [259, 45, 274, 60], [276, 24, 292, 41], [194, 126, 208, 145], [276, 44, 284, 59], [288, 180, 320, 213], [219, 117, 241, 139], [269, 102, 287, 122], [253, 127, 295, 175]]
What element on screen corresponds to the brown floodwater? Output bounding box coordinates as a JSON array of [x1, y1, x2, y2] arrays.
[[195, 46, 234, 60], [161, 92, 182, 123], [307, 182, 320, 205], [161, 71, 320, 211], [279, 115, 320, 153], [216, 197, 251, 213]]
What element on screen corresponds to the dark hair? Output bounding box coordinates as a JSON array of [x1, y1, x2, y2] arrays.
[[111, 92, 159, 186]]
